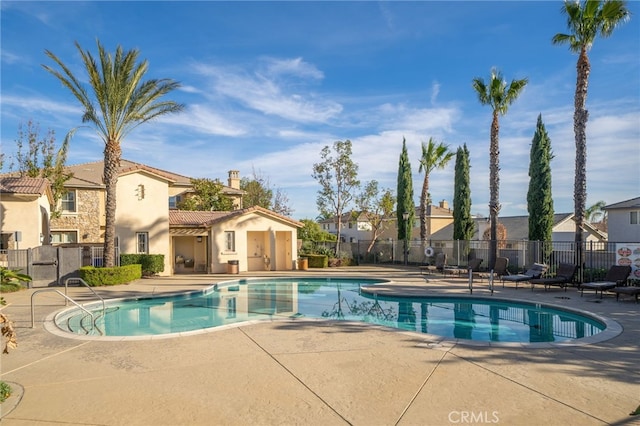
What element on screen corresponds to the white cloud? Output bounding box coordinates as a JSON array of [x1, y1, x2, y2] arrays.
[[263, 57, 324, 80], [192, 61, 342, 123], [160, 104, 247, 137]]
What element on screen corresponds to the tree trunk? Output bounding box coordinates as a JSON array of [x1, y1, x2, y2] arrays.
[[103, 139, 121, 267], [488, 111, 501, 270], [574, 47, 590, 281]]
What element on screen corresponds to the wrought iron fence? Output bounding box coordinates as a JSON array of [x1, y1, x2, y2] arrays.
[[311, 239, 636, 282]]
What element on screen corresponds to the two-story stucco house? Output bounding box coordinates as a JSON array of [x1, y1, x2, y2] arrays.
[[604, 197, 640, 243], [1, 159, 302, 275], [0, 177, 53, 252]]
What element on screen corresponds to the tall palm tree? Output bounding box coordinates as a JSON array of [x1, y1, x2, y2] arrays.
[[418, 138, 454, 243], [43, 40, 184, 267], [552, 0, 629, 273], [586, 200, 607, 223], [472, 68, 528, 269]]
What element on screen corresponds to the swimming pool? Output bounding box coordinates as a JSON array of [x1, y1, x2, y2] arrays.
[[51, 277, 618, 345]]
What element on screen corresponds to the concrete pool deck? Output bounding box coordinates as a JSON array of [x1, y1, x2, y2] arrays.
[[1, 265, 639, 425]]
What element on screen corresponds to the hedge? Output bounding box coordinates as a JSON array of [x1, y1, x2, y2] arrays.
[[307, 254, 328, 268], [79, 264, 142, 286], [120, 254, 165, 276]]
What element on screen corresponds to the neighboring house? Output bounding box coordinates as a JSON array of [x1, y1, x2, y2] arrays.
[[318, 211, 375, 243], [430, 213, 607, 244], [604, 197, 640, 242], [319, 200, 454, 243], [379, 200, 454, 241], [0, 177, 53, 252], [1, 159, 302, 275]]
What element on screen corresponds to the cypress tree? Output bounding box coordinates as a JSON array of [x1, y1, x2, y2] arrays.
[[453, 144, 474, 241], [527, 114, 554, 243], [397, 137, 414, 242]]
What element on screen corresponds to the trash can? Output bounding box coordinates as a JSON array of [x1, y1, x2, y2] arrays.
[[227, 260, 239, 274], [298, 257, 308, 271]]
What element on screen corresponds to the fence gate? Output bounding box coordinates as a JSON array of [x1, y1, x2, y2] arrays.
[[8, 246, 82, 288]]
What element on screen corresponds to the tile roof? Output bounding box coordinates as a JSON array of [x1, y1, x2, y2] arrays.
[[169, 210, 230, 226], [605, 197, 640, 210], [169, 206, 303, 228], [2, 159, 243, 194], [0, 177, 50, 196], [64, 159, 193, 188], [61, 159, 244, 194], [429, 213, 608, 241]]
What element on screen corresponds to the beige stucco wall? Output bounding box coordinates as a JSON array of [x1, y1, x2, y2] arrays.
[[209, 212, 299, 273], [608, 209, 640, 242], [0, 194, 50, 249], [552, 218, 601, 242], [116, 172, 171, 275]]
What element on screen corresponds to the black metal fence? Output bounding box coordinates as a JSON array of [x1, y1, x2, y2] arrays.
[[313, 239, 638, 282]]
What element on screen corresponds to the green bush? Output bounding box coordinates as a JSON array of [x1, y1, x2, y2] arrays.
[[307, 254, 328, 268], [0, 381, 11, 403], [120, 254, 165, 276], [79, 264, 142, 286], [0, 267, 31, 291]]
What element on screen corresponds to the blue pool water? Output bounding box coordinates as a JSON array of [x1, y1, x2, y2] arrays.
[[55, 277, 607, 343]]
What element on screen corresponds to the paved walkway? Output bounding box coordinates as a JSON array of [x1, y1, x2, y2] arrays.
[[1, 265, 639, 425]]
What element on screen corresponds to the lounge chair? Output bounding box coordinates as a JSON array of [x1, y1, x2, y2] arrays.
[[420, 252, 447, 275], [474, 257, 508, 283], [611, 285, 640, 303], [467, 258, 483, 274], [443, 255, 476, 278], [530, 263, 577, 292], [501, 263, 548, 289], [580, 265, 631, 299]]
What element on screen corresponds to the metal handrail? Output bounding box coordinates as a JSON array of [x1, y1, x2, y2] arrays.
[[31, 289, 94, 329], [65, 277, 106, 315]]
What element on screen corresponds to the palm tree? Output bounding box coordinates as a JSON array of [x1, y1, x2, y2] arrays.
[[586, 200, 607, 223], [418, 138, 454, 243], [552, 0, 629, 273], [43, 40, 184, 267], [472, 68, 528, 269]]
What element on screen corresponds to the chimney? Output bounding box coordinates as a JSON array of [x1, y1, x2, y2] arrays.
[[228, 170, 240, 190], [439, 200, 449, 209]]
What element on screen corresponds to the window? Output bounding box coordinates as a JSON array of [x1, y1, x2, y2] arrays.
[[60, 190, 76, 213], [51, 231, 78, 244], [169, 195, 182, 209], [224, 231, 235, 252], [136, 232, 149, 254], [631, 211, 640, 225], [348, 222, 353, 229]]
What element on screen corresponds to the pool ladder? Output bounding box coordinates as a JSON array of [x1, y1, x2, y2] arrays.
[[31, 278, 106, 335]]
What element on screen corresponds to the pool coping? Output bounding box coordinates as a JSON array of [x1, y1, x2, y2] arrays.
[[43, 277, 623, 347]]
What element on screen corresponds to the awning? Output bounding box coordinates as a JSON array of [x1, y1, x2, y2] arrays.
[[169, 228, 208, 236]]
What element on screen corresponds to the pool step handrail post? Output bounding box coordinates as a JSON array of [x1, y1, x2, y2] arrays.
[[65, 277, 106, 317], [31, 289, 94, 329]]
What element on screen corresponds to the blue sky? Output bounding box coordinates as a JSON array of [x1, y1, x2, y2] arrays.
[[1, 1, 639, 222]]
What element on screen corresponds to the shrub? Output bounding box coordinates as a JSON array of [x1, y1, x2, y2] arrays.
[[79, 264, 142, 286], [307, 254, 328, 268], [0, 267, 31, 292], [314, 245, 335, 257], [120, 254, 164, 276], [0, 381, 11, 403]]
